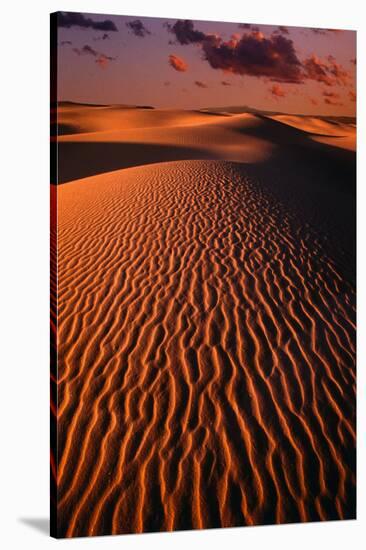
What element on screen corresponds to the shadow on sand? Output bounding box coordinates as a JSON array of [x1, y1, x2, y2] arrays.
[[53, 142, 214, 184]]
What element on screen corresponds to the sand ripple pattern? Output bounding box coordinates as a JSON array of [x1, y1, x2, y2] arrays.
[[54, 160, 355, 537]]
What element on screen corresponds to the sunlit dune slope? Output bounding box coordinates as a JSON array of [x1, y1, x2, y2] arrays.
[[55, 103, 232, 134], [54, 159, 356, 537]]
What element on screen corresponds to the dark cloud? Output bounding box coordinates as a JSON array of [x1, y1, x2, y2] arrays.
[[194, 80, 208, 88], [72, 44, 116, 67], [165, 19, 206, 45], [168, 54, 188, 72], [221, 80, 231, 86], [202, 31, 303, 83], [58, 12, 118, 32], [309, 97, 318, 106], [126, 19, 151, 37], [270, 83, 286, 97], [166, 21, 302, 82], [60, 40, 72, 46], [165, 19, 352, 91]]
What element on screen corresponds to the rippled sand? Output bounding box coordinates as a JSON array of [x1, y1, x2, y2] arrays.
[[51, 105, 356, 538]]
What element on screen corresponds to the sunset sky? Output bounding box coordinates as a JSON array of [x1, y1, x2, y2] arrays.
[[55, 12, 356, 116]]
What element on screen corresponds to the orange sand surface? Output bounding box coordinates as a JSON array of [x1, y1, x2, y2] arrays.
[[51, 104, 356, 537]]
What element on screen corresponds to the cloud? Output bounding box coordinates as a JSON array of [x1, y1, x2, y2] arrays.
[[201, 30, 303, 82], [163, 81, 171, 86], [230, 33, 241, 42], [93, 33, 110, 41], [349, 90, 356, 102], [302, 54, 350, 86], [58, 12, 117, 32], [165, 19, 206, 44], [326, 55, 350, 85], [324, 97, 343, 106], [166, 21, 302, 82], [322, 90, 340, 99], [72, 44, 116, 67], [60, 40, 72, 46], [302, 55, 333, 85], [309, 28, 327, 35], [238, 23, 259, 31], [309, 27, 343, 35], [322, 91, 343, 106], [165, 20, 352, 91], [270, 83, 286, 98], [309, 97, 318, 106], [168, 54, 188, 72], [221, 80, 231, 86], [95, 53, 115, 68], [73, 45, 98, 56], [194, 80, 208, 88], [126, 19, 151, 37]]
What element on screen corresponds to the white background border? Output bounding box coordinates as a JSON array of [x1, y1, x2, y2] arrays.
[[0, 1, 364, 548]]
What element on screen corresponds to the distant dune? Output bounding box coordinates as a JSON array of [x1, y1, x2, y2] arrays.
[[52, 104, 356, 537], [53, 104, 355, 184], [268, 115, 356, 151]]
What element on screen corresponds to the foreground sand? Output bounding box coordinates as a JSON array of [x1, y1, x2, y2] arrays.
[[52, 105, 356, 537]]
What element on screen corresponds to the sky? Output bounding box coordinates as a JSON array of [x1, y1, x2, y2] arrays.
[[55, 12, 356, 116]]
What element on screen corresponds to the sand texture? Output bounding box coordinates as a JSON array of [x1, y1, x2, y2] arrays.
[[51, 104, 356, 537]]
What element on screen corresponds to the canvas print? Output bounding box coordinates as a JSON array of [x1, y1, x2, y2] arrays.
[[50, 11, 356, 538]]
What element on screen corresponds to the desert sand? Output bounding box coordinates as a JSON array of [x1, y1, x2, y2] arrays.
[[51, 103, 356, 537]]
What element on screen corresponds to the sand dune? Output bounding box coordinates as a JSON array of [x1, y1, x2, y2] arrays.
[[53, 149, 356, 536], [269, 114, 356, 151], [55, 103, 231, 135], [53, 106, 356, 184], [52, 104, 356, 537], [54, 111, 272, 183]]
